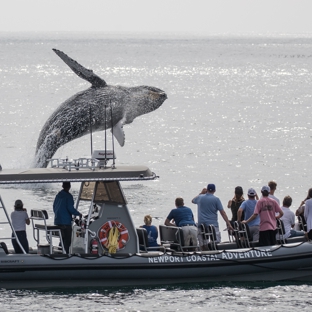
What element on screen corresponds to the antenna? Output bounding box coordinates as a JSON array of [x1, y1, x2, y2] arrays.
[[104, 104, 107, 167], [89, 104, 93, 156], [110, 101, 116, 168]]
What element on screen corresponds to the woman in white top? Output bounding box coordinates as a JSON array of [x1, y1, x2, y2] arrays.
[[304, 188, 312, 240], [11, 199, 30, 253]]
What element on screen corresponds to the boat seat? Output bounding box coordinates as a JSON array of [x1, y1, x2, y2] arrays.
[[136, 228, 165, 252], [30, 209, 66, 254], [298, 215, 307, 232], [276, 219, 306, 244], [0, 242, 9, 254], [200, 224, 219, 250], [234, 221, 255, 248], [159, 225, 196, 252], [276, 220, 307, 244], [226, 226, 237, 243], [276, 219, 287, 244]]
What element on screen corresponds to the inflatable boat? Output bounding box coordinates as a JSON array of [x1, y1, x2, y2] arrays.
[[0, 154, 311, 289]]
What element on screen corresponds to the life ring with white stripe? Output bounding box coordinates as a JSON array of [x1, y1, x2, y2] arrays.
[[98, 220, 129, 251]]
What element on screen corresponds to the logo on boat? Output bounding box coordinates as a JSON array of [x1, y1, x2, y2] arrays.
[[222, 249, 273, 259], [148, 254, 219, 263], [1, 260, 20, 263], [148, 249, 273, 263]]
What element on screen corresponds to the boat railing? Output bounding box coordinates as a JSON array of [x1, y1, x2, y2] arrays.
[[48, 149, 117, 171], [49, 157, 105, 171], [0, 196, 26, 254]]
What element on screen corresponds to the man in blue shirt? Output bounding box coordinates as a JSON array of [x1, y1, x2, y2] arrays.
[[53, 182, 81, 253], [192, 184, 233, 249], [165, 197, 198, 249], [237, 187, 260, 241]]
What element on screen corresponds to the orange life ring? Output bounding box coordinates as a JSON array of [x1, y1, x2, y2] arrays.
[[98, 220, 129, 250]]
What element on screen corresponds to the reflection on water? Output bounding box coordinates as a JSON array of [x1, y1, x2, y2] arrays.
[[1, 282, 312, 311]]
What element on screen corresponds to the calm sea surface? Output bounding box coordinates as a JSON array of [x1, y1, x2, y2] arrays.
[[1, 32, 312, 311]]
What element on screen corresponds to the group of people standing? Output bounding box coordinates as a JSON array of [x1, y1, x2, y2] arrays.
[[10, 180, 312, 254], [144, 181, 312, 250]]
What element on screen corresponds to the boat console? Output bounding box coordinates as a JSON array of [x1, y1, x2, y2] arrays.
[[71, 178, 138, 254]]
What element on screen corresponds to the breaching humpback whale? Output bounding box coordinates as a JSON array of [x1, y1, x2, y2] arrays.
[[34, 49, 167, 167]]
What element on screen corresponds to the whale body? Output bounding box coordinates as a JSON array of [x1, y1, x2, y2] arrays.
[[34, 49, 167, 167]]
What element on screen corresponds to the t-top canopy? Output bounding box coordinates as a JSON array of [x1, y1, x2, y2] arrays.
[[0, 165, 157, 184]]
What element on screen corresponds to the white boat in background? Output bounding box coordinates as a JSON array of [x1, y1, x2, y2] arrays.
[[0, 152, 312, 289]]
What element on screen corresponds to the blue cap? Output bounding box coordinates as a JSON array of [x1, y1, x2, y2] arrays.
[[207, 184, 216, 191]]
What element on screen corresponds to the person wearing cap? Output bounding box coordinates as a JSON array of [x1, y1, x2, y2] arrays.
[[165, 197, 198, 250], [242, 185, 283, 246], [237, 188, 260, 241], [53, 182, 82, 253], [227, 186, 245, 223], [192, 184, 233, 249], [11, 199, 30, 254]]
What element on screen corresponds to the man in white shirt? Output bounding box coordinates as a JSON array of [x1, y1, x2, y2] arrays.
[[280, 196, 305, 239]]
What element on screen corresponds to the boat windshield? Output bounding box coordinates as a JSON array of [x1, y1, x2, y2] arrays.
[[79, 181, 126, 205]]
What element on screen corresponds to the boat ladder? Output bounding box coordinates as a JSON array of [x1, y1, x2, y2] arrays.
[[0, 195, 26, 254]]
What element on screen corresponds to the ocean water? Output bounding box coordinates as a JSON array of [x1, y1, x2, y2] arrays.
[[1, 32, 312, 310]]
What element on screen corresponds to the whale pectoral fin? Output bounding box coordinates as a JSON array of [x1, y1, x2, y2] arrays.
[[111, 120, 125, 147], [52, 49, 107, 88]]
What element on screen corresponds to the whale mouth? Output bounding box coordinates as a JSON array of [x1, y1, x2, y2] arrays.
[[151, 88, 168, 101], [160, 91, 167, 99], [148, 90, 167, 107], [145, 86, 166, 96]]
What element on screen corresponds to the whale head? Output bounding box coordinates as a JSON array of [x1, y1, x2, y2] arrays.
[[125, 85, 167, 123]]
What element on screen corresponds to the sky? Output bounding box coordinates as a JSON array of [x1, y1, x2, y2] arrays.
[[1, 0, 312, 34]]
